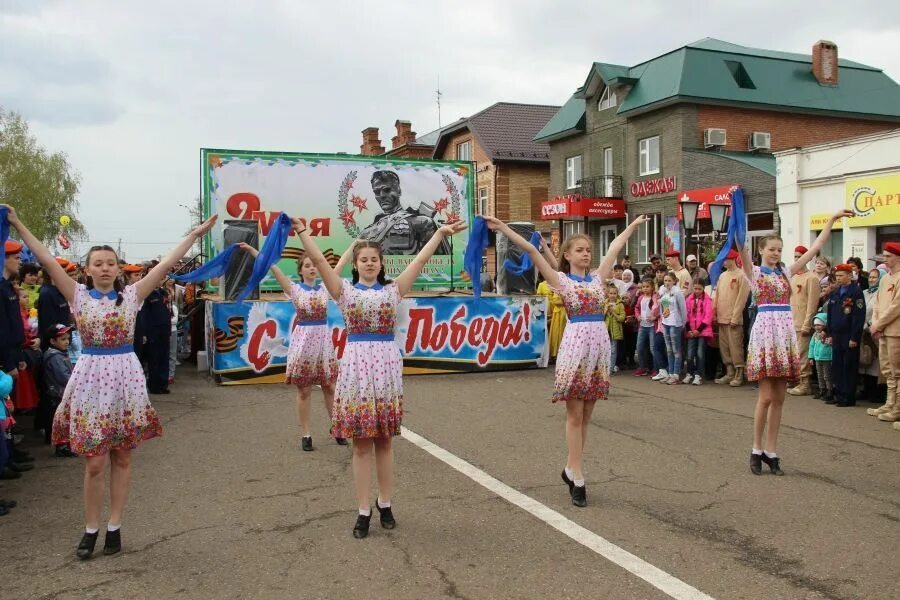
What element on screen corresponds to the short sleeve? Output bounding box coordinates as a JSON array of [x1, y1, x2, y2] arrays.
[[122, 284, 141, 314], [744, 266, 761, 292], [386, 282, 402, 305], [289, 283, 302, 304], [549, 272, 571, 295], [70, 283, 88, 316], [338, 279, 356, 309]]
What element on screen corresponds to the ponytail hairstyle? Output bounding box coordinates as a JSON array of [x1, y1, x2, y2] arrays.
[[757, 235, 792, 297], [558, 234, 592, 274], [85, 245, 125, 306], [639, 276, 657, 309], [351, 241, 392, 285]]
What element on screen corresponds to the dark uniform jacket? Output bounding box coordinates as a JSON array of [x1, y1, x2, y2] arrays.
[[826, 283, 866, 343], [360, 205, 450, 255], [38, 283, 72, 350], [0, 277, 25, 373]]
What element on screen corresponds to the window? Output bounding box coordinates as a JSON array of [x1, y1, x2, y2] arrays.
[[477, 187, 489, 215], [639, 136, 660, 176], [566, 155, 582, 189], [634, 213, 662, 263], [724, 60, 756, 90], [563, 221, 585, 240], [598, 86, 617, 111], [457, 141, 471, 161]]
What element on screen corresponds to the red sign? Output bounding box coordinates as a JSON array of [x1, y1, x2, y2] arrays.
[[630, 176, 677, 197], [676, 185, 737, 220], [540, 195, 625, 220]]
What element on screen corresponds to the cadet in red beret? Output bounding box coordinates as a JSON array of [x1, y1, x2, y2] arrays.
[[870, 241, 900, 424], [825, 262, 865, 407], [788, 245, 823, 397]]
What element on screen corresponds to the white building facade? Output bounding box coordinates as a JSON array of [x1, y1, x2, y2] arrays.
[[776, 129, 900, 264]]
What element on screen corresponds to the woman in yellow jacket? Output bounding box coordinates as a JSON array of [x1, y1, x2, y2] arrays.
[[538, 276, 567, 362]]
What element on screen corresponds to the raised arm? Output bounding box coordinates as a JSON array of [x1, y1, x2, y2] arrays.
[[740, 243, 754, 282], [137, 215, 217, 301], [790, 209, 853, 276], [482, 216, 559, 288], [237, 243, 293, 296], [540, 238, 559, 271], [394, 221, 468, 297], [294, 219, 342, 301], [333, 239, 358, 275], [593, 215, 649, 280], [3, 204, 76, 302]]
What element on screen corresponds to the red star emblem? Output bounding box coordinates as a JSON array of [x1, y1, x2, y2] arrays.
[[433, 197, 450, 214], [340, 209, 356, 226], [445, 212, 460, 223], [350, 195, 368, 212]]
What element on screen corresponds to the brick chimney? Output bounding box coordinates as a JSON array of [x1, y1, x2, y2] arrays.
[[391, 120, 416, 149], [812, 40, 839, 86], [360, 127, 385, 156]]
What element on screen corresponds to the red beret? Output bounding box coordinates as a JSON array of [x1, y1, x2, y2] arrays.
[[884, 242, 900, 257], [794, 245, 808, 254], [834, 263, 853, 273], [65, 263, 78, 273], [122, 264, 143, 274], [4, 240, 23, 254], [54, 257, 71, 267], [726, 249, 740, 260], [664, 250, 681, 258]]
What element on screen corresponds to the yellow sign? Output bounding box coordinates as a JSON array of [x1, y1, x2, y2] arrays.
[[846, 173, 900, 227], [809, 213, 843, 231]]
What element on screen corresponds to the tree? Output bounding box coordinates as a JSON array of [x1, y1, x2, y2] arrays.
[[0, 109, 85, 243]]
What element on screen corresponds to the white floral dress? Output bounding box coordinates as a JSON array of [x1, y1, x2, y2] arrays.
[[285, 283, 338, 388]]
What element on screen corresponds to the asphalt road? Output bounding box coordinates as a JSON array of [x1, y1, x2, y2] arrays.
[[3, 367, 898, 600]]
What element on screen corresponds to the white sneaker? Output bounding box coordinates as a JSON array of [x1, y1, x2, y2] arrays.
[[692, 375, 703, 385], [682, 373, 693, 384], [652, 369, 669, 381], [612, 366, 619, 373], [665, 375, 679, 384]]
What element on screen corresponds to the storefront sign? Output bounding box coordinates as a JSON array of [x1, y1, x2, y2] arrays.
[[630, 176, 677, 198], [207, 295, 548, 383], [676, 185, 736, 219], [540, 195, 626, 220], [845, 173, 900, 227], [809, 213, 844, 231]]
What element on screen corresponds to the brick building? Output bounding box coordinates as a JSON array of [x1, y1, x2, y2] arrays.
[[360, 120, 440, 159], [535, 38, 900, 266]]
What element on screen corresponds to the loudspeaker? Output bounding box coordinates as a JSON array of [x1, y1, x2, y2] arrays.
[[497, 222, 536, 295], [222, 220, 259, 301]]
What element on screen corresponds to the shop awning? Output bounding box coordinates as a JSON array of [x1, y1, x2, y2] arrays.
[[676, 185, 738, 220], [540, 195, 625, 220]]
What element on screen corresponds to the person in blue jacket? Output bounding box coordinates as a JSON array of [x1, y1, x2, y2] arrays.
[[825, 264, 866, 407], [37, 259, 75, 351], [137, 281, 171, 394]]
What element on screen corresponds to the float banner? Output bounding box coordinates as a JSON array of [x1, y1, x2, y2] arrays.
[[207, 295, 548, 383], [202, 149, 475, 291]]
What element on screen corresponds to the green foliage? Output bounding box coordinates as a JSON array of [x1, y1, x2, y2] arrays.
[[0, 109, 84, 242]]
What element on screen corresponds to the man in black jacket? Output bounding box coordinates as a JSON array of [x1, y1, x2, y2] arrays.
[[1, 240, 25, 379], [138, 283, 171, 394], [37, 260, 75, 351], [826, 264, 866, 407]]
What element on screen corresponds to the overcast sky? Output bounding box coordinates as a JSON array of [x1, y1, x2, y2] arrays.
[[2, 0, 899, 260]]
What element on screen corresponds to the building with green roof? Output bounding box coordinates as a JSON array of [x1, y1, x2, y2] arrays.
[[535, 38, 900, 265]]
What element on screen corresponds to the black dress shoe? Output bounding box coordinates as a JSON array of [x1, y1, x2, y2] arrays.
[[824, 397, 839, 405], [12, 450, 34, 462], [760, 454, 784, 476], [812, 391, 822, 400], [77, 532, 99, 560], [55, 445, 78, 458], [352, 513, 371, 539], [335, 437, 349, 446], [0, 499, 17, 509], [561, 469, 574, 494], [0, 505, 8, 516], [103, 529, 122, 555], [835, 401, 855, 407], [301, 436, 313, 452], [571, 485, 587, 507], [377, 504, 396, 529], [0, 468, 22, 480], [149, 389, 171, 395], [750, 453, 763, 475], [9, 462, 34, 472]]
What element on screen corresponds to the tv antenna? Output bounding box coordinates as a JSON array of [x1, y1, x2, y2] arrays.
[[436, 76, 443, 128]]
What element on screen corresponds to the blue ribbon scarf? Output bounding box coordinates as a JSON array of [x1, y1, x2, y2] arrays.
[[171, 243, 241, 284], [236, 212, 292, 303], [504, 231, 543, 276], [463, 216, 490, 300], [708, 187, 747, 288]]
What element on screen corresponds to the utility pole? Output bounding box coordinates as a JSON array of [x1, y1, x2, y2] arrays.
[[436, 76, 443, 128]]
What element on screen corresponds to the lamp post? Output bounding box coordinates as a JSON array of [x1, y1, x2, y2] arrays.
[[680, 198, 700, 258]]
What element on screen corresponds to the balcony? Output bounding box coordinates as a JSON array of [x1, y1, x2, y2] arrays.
[[577, 175, 623, 199]]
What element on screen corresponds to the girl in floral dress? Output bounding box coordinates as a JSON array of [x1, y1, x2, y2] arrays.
[[483, 215, 648, 507], [740, 209, 850, 477], [2, 203, 216, 560], [294, 217, 467, 539], [238, 243, 354, 450]]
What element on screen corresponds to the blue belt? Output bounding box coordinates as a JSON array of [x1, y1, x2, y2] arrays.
[[296, 319, 327, 327], [569, 314, 606, 323], [347, 333, 394, 343], [758, 305, 790, 312], [82, 344, 134, 356]]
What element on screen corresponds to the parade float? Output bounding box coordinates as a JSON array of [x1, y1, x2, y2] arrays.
[[199, 149, 548, 384]]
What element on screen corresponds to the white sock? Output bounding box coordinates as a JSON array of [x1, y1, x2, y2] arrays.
[[564, 467, 574, 480], [107, 523, 121, 532], [764, 451, 777, 459], [85, 527, 99, 535], [751, 448, 762, 455], [574, 479, 585, 487], [358, 508, 371, 517], [377, 498, 391, 509]]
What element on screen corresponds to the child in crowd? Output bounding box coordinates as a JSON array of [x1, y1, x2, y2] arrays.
[[684, 280, 713, 385], [633, 276, 661, 377], [658, 271, 687, 385], [42, 324, 77, 457], [604, 284, 626, 374], [808, 313, 833, 401]]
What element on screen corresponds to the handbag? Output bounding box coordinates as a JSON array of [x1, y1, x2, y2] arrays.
[[859, 333, 875, 367]]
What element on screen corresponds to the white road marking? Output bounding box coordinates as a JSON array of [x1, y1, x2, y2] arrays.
[[401, 426, 715, 600]]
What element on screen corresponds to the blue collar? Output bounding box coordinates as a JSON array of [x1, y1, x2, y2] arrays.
[[760, 265, 783, 276], [354, 282, 384, 291], [88, 288, 118, 300], [567, 272, 593, 283], [299, 282, 321, 291]]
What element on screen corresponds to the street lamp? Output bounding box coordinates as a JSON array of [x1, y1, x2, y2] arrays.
[[709, 203, 728, 234], [681, 198, 700, 232]]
